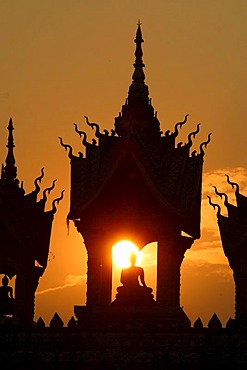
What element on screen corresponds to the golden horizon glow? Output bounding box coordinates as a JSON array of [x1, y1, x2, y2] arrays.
[[112, 240, 143, 269]]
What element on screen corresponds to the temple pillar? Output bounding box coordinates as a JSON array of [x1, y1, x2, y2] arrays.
[[14, 266, 42, 321], [83, 231, 112, 307], [157, 232, 193, 307], [157, 232, 177, 306]]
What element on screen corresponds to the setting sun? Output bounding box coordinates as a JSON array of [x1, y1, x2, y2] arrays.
[[112, 240, 143, 269]]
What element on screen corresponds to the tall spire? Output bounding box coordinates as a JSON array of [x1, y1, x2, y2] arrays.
[[132, 20, 145, 84], [114, 23, 160, 137], [5, 118, 17, 180], [128, 21, 149, 105], [0, 118, 23, 197]]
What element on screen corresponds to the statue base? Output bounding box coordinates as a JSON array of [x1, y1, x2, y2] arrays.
[[74, 305, 191, 332]]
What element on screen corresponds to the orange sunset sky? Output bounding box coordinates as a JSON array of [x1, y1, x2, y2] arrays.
[[1, 1, 247, 326]]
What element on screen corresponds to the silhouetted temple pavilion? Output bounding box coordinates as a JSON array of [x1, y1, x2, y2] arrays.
[[209, 176, 247, 329], [61, 23, 211, 329], [0, 118, 63, 322]]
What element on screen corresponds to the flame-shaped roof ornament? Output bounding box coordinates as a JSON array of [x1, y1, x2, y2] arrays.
[[199, 133, 212, 156], [59, 137, 73, 158], [208, 195, 221, 216], [173, 114, 189, 137], [213, 186, 229, 207], [226, 174, 240, 195]]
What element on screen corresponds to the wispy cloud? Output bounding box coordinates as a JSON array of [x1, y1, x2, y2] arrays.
[[36, 274, 86, 295], [183, 259, 233, 281]]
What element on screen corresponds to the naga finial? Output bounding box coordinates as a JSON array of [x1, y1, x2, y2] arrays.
[[42, 179, 57, 202], [174, 114, 189, 137], [187, 123, 200, 147], [226, 174, 240, 194], [199, 133, 211, 156], [208, 196, 221, 216], [51, 190, 65, 214], [84, 116, 102, 138], [74, 123, 89, 147], [34, 167, 45, 195], [59, 137, 73, 158], [213, 186, 229, 206], [74, 123, 84, 138]]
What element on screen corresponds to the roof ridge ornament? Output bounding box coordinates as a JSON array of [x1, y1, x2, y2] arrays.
[[127, 22, 149, 105], [226, 174, 240, 194], [208, 195, 221, 216], [2, 118, 18, 184], [174, 114, 189, 137]]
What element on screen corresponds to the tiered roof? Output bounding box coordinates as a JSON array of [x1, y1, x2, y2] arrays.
[[208, 176, 247, 266], [0, 118, 64, 277], [61, 24, 210, 239]]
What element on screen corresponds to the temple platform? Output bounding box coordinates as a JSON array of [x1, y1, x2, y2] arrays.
[[74, 305, 191, 332]]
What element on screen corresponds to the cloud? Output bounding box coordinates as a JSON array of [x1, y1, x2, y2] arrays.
[[36, 274, 86, 295], [183, 259, 233, 281]]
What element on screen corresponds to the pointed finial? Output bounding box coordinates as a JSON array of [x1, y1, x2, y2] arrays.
[[127, 22, 149, 105], [2, 118, 17, 183], [132, 21, 145, 83], [6, 118, 15, 166]]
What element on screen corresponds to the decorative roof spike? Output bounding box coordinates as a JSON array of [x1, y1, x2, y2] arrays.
[[132, 20, 145, 84], [208, 195, 221, 216], [213, 186, 229, 205], [3, 118, 17, 182], [84, 116, 102, 138], [187, 123, 200, 147], [128, 22, 149, 105], [174, 114, 189, 137], [33, 167, 45, 195], [59, 137, 73, 158], [50, 190, 65, 214], [42, 179, 57, 203], [226, 174, 240, 195], [199, 133, 211, 156]]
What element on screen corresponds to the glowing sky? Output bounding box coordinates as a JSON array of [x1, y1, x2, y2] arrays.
[[1, 1, 247, 326]]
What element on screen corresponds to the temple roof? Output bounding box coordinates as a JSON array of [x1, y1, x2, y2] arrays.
[[0, 119, 64, 275], [208, 175, 247, 266], [61, 24, 211, 239]]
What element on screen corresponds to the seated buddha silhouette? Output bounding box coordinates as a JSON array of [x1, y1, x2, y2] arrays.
[[112, 252, 156, 306], [0, 275, 14, 315]]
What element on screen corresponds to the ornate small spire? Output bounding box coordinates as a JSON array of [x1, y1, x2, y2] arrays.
[[0, 118, 23, 197], [128, 21, 149, 105], [132, 20, 145, 84], [2, 118, 17, 182]]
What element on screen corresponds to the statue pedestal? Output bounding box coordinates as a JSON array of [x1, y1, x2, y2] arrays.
[[74, 305, 191, 332], [111, 285, 156, 306]]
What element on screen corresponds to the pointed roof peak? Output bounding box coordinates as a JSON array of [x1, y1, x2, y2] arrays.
[[132, 21, 145, 84], [0, 118, 23, 197], [127, 22, 149, 105], [5, 117, 16, 175]]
